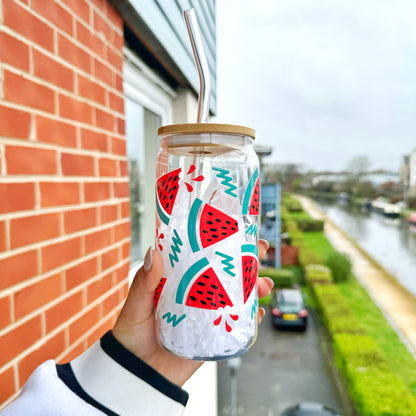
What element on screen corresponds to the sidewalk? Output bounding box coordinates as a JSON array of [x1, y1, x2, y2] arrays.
[[296, 195, 416, 356]]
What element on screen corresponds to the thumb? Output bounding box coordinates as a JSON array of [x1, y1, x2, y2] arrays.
[[118, 248, 164, 325]]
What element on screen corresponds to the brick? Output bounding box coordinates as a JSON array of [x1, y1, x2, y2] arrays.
[[0, 367, 15, 404], [78, 74, 106, 105], [117, 117, 125, 135], [99, 158, 117, 177], [0, 296, 11, 331], [113, 182, 129, 198], [86, 317, 112, 348], [61, 153, 95, 176], [111, 137, 126, 156], [115, 262, 129, 283], [40, 182, 80, 207], [0, 316, 42, 367], [106, 4, 123, 30], [14, 273, 63, 320], [33, 49, 74, 92], [114, 221, 130, 241], [69, 305, 100, 344], [59, 342, 85, 363], [76, 21, 106, 59], [45, 291, 83, 332], [103, 291, 119, 316], [36, 115, 77, 147], [0, 221, 6, 253], [42, 237, 82, 272], [4, 70, 55, 113], [119, 160, 127, 177], [107, 46, 123, 73], [101, 247, 118, 271], [3, 0, 54, 51], [0, 183, 35, 214], [85, 228, 112, 254], [100, 204, 117, 224], [80, 128, 107, 152], [87, 272, 112, 303], [60, 0, 89, 24], [93, 58, 112, 86], [65, 257, 98, 290], [58, 33, 90, 73], [109, 91, 124, 114], [84, 181, 110, 202], [59, 94, 93, 124], [0, 31, 30, 70], [93, 10, 112, 42], [122, 241, 130, 260], [114, 73, 123, 92], [0, 105, 31, 140], [10, 212, 61, 249], [64, 207, 97, 234], [120, 201, 130, 218], [18, 331, 65, 388], [95, 108, 114, 131], [32, 0, 73, 36], [5, 145, 57, 175]]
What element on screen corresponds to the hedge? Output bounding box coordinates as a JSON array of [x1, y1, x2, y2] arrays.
[[305, 266, 416, 415], [259, 267, 295, 288]]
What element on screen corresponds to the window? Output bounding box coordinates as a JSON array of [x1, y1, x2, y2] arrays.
[[123, 50, 174, 271]]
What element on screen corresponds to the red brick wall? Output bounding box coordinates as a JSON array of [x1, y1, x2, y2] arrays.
[[0, 0, 130, 406]]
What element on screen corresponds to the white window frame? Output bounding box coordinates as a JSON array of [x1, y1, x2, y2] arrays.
[[123, 48, 176, 281]]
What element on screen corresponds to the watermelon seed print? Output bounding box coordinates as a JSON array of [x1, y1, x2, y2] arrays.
[[242, 168, 259, 215], [213, 313, 239, 332], [154, 277, 167, 310], [156, 168, 182, 225], [241, 244, 259, 304], [176, 257, 233, 310], [188, 199, 239, 252]]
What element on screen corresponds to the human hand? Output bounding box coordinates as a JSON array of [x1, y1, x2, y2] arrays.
[[112, 239, 273, 387]]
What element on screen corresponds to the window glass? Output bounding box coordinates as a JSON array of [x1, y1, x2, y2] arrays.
[[125, 98, 161, 266]]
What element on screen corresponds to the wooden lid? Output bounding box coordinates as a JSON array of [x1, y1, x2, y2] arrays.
[[158, 123, 255, 139]]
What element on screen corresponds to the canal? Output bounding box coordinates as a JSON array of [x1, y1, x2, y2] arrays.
[[316, 200, 416, 296]]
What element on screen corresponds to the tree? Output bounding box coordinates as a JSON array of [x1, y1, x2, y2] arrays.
[[345, 156, 371, 194]]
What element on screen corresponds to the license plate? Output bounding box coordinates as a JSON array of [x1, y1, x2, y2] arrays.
[[283, 314, 298, 321]]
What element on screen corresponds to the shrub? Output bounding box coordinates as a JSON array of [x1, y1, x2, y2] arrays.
[[259, 267, 294, 288], [305, 264, 332, 284], [326, 251, 352, 282], [295, 218, 324, 232], [298, 246, 323, 268]]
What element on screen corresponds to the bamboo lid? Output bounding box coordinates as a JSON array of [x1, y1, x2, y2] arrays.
[[158, 123, 255, 140]]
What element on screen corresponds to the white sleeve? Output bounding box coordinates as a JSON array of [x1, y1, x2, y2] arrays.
[[1, 331, 188, 416]]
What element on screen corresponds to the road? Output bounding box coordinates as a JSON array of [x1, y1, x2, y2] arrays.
[[217, 310, 342, 416]]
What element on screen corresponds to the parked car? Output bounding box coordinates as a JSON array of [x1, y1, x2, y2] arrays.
[[280, 401, 340, 416], [270, 288, 308, 331]]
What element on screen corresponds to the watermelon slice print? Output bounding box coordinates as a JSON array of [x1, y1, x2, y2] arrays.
[[156, 168, 181, 225], [154, 277, 167, 310], [241, 244, 259, 303], [188, 198, 239, 253], [176, 257, 233, 310], [242, 168, 259, 215]]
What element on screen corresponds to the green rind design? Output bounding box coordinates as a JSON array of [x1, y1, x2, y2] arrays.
[[176, 257, 209, 304], [242, 168, 259, 215], [187, 198, 202, 253], [242, 243, 259, 257], [156, 195, 170, 225]]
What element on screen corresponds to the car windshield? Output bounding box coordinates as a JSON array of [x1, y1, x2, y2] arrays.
[[277, 291, 303, 311]]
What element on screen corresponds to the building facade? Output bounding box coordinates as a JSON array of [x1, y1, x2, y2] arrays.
[[0, 0, 216, 409]]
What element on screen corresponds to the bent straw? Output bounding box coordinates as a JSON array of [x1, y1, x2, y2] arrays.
[[183, 8, 211, 123]]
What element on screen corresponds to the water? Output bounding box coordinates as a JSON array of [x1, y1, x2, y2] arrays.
[[316, 200, 416, 295]]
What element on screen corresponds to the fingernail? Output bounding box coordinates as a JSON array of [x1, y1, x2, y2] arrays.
[[259, 239, 270, 250], [144, 247, 153, 272], [264, 277, 274, 289]]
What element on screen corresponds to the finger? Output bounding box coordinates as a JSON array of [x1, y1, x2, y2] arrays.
[[118, 248, 164, 324], [258, 307, 265, 324], [258, 239, 269, 260], [257, 276, 274, 298]]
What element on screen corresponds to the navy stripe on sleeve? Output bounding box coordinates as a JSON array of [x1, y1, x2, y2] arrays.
[[100, 330, 189, 407], [56, 362, 119, 416]]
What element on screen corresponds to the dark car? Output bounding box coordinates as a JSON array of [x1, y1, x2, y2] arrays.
[[280, 402, 340, 416], [270, 288, 308, 331]]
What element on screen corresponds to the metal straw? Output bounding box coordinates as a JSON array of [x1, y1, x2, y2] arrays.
[[183, 8, 211, 123]]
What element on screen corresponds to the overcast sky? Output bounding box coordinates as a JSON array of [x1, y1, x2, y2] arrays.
[[214, 0, 416, 172]]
